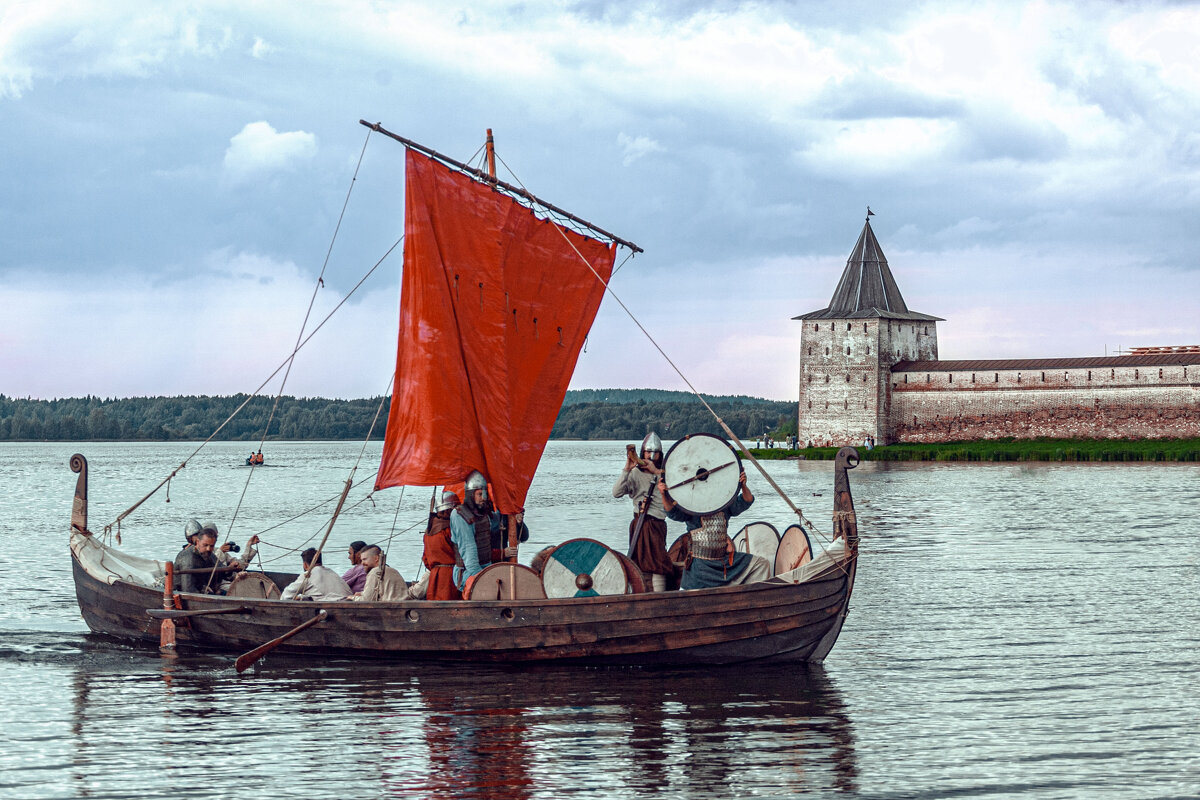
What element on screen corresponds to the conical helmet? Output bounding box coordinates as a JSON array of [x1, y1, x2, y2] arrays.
[[465, 470, 488, 499], [436, 490, 461, 513], [184, 518, 203, 541], [640, 432, 663, 454]]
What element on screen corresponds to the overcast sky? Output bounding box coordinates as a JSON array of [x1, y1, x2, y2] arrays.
[[3, 0, 1198, 401]]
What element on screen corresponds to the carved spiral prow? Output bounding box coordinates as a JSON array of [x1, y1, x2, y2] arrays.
[[831, 447, 859, 553], [70, 453, 89, 536]]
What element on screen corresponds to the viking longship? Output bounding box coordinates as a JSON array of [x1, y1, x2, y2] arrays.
[[67, 121, 861, 669]]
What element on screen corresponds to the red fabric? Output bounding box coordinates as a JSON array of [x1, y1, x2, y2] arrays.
[[422, 522, 462, 602], [376, 150, 617, 513]]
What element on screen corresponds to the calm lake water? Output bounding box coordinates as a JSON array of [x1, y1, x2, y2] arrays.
[[1, 441, 1198, 799]]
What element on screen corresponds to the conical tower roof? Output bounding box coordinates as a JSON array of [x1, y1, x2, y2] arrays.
[[795, 217, 941, 321]]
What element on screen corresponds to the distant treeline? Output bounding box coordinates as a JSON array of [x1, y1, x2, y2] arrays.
[[0, 392, 796, 442]]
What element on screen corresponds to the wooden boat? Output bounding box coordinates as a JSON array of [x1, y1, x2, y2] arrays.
[[66, 122, 861, 667]]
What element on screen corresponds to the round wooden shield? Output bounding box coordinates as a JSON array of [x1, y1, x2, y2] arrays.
[[733, 521, 780, 578], [541, 538, 629, 598], [225, 571, 281, 599], [774, 524, 814, 575], [615, 551, 648, 594], [464, 563, 546, 601], [662, 433, 742, 516]]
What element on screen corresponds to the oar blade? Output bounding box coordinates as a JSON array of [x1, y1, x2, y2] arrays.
[[234, 609, 327, 674]]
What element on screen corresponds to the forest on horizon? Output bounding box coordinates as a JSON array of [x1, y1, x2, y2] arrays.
[[0, 391, 797, 442]]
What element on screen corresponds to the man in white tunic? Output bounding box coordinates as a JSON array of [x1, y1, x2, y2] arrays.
[[354, 545, 408, 602], [280, 547, 352, 601]]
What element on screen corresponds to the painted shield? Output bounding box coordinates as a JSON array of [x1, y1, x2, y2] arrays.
[[732, 521, 780, 578], [225, 572, 281, 599], [615, 551, 648, 594], [464, 562, 546, 601], [662, 433, 742, 516], [541, 538, 629, 598], [774, 524, 814, 575]]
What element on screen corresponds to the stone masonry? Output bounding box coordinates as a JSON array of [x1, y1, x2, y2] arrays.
[[796, 218, 1200, 445]]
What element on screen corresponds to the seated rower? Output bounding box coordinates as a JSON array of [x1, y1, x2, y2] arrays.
[[173, 526, 221, 594], [280, 548, 352, 601], [660, 470, 770, 590], [354, 545, 408, 602], [342, 540, 368, 594]]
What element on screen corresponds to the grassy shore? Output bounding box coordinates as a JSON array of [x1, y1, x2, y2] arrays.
[[748, 437, 1200, 462]]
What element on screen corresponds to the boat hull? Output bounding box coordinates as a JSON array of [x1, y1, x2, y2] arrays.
[[70, 550, 853, 666]]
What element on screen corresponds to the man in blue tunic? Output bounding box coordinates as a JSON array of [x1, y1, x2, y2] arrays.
[[659, 469, 770, 590], [449, 470, 503, 593]]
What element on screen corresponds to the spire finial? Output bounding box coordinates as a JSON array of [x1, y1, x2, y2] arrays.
[[866, 206, 874, 221]]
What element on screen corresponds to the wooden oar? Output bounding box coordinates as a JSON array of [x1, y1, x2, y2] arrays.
[[234, 609, 328, 673], [147, 606, 252, 621]]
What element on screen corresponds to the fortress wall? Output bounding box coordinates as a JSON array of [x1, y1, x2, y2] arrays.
[[890, 365, 1200, 441]]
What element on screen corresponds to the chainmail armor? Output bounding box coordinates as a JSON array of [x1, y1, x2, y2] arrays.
[[691, 513, 729, 560]]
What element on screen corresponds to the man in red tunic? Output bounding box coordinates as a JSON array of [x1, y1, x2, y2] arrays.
[[424, 490, 463, 601]]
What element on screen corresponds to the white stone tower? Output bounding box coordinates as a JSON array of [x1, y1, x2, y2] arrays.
[[794, 216, 942, 446]]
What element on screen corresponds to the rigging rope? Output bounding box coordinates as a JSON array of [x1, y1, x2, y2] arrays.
[[288, 376, 393, 597], [210, 130, 375, 587], [493, 152, 825, 542], [102, 236, 402, 539]]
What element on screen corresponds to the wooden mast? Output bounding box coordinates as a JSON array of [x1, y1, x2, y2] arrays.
[[487, 126, 520, 563], [485, 128, 497, 180]]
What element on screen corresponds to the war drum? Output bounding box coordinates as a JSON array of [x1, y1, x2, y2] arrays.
[[541, 538, 629, 598], [662, 433, 742, 516], [775, 524, 814, 575], [732, 521, 780, 578]]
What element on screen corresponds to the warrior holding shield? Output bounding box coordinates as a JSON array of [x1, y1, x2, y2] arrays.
[[613, 432, 675, 592]]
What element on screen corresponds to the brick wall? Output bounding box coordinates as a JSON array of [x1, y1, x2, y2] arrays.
[[890, 364, 1200, 441]]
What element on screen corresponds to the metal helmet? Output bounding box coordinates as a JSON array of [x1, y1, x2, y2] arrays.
[[640, 432, 663, 454], [184, 518, 203, 541], [436, 490, 461, 513], [201, 521, 219, 536], [465, 470, 488, 491]]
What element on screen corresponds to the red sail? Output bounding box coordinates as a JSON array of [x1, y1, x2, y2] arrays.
[[375, 150, 617, 513]]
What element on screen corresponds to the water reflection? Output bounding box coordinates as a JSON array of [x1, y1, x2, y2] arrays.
[[62, 643, 857, 798]]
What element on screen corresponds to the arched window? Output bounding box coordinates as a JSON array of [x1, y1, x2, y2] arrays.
[[995, 373, 999, 382], [863, 323, 867, 332], [1087, 371, 1092, 381], [1159, 368, 1163, 379], [846, 346, 851, 355], [1064, 372, 1069, 381], [1111, 369, 1115, 379], [1017, 373, 1022, 383], [844, 399, 848, 409], [948, 373, 953, 383], [815, 323, 819, 331], [807, 400, 812, 409], [845, 374, 850, 382], [1041, 372, 1045, 382], [825, 375, 830, 383], [971, 373, 976, 383], [846, 323, 851, 331], [826, 347, 830, 356], [1135, 369, 1139, 379], [863, 374, 868, 382], [904, 375, 908, 383], [807, 346, 812, 355]]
